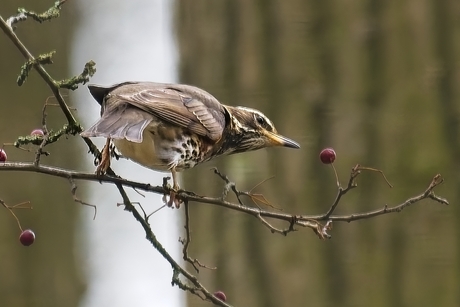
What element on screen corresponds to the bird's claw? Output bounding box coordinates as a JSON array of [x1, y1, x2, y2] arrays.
[[96, 157, 110, 176], [168, 190, 183, 208], [96, 150, 110, 176], [164, 188, 182, 208], [96, 139, 111, 176]]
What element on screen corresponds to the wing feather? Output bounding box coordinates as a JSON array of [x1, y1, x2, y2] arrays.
[[111, 82, 226, 141], [81, 104, 152, 143]]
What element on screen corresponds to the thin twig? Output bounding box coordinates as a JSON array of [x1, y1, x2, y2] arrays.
[[0, 162, 448, 238], [355, 165, 393, 188], [0, 15, 77, 126], [0, 199, 32, 231], [34, 99, 51, 166], [68, 178, 97, 219], [255, 213, 289, 235], [181, 201, 216, 273], [1, 4, 232, 306], [327, 174, 448, 222]]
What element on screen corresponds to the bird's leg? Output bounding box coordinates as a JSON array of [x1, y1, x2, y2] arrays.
[[171, 168, 180, 191], [96, 138, 111, 176], [167, 167, 182, 208]]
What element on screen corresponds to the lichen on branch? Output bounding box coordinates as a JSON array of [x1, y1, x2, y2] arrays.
[[17, 51, 55, 86], [56, 60, 97, 90], [13, 123, 83, 148], [17, 0, 67, 24]]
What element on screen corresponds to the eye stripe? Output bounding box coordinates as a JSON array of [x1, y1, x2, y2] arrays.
[[235, 106, 275, 131]]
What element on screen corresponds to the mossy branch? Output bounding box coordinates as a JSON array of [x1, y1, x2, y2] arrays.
[[0, 0, 94, 129], [13, 123, 83, 148], [56, 60, 97, 90], [17, 0, 67, 24], [17, 51, 55, 86]]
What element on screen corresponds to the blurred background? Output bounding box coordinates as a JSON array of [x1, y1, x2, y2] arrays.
[[1, 0, 459, 307]]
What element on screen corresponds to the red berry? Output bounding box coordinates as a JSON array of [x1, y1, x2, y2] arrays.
[[31, 129, 44, 136], [19, 229, 35, 246], [0, 149, 6, 162], [320, 148, 336, 164], [214, 291, 226, 302]]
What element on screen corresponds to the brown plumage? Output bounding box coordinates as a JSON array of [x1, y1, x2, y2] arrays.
[[81, 82, 300, 206]]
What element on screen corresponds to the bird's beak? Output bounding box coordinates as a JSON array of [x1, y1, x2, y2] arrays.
[[264, 131, 300, 149]]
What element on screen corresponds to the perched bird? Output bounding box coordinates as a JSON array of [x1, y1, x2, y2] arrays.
[[81, 82, 300, 206]]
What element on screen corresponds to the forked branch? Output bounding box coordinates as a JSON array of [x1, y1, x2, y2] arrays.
[[0, 162, 449, 240]]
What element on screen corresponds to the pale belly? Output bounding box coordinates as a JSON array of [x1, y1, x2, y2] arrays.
[[112, 129, 203, 172]]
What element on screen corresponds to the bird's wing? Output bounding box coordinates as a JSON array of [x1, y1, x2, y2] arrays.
[[113, 83, 227, 142], [80, 103, 153, 143]]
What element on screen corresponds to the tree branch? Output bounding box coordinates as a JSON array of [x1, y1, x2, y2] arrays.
[[0, 2, 450, 306], [0, 14, 77, 126], [180, 201, 217, 273], [0, 162, 448, 239]]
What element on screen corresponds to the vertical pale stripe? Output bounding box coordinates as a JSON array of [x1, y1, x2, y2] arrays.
[[71, 0, 183, 306]]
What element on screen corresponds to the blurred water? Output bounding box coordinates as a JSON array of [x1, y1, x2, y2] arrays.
[[71, 1, 184, 306]]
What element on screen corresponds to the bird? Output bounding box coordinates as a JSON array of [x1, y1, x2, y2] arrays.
[[81, 81, 300, 206]]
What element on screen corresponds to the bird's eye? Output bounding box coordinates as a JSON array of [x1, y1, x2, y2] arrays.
[[255, 114, 266, 126]]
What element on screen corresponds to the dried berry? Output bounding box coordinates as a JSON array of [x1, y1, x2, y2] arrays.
[[320, 148, 336, 164], [214, 291, 226, 302], [31, 129, 44, 136], [0, 149, 7, 162], [19, 229, 35, 246]]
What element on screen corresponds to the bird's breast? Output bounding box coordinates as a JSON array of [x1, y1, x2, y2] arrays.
[[113, 123, 212, 172]]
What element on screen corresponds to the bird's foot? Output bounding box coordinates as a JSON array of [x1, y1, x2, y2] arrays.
[[96, 139, 111, 175], [167, 190, 183, 208], [162, 182, 182, 208]]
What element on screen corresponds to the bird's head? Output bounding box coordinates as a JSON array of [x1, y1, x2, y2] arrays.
[[222, 106, 300, 154]]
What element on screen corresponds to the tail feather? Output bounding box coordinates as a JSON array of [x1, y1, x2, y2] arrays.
[[81, 106, 152, 143]]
